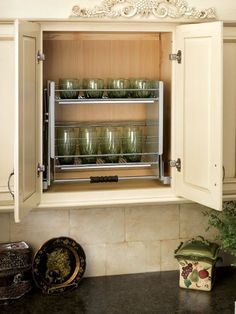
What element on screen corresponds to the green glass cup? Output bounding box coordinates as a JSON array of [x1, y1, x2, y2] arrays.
[[107, 78, 129, 98], [59, 78, 80, 99], [83, 78, 104, 98], [100, 127, 121, 163], [79, 127, 98, 164], [122, 126, 143, 162], [57, 128, 77, 165], [130, 79, 152, 98]]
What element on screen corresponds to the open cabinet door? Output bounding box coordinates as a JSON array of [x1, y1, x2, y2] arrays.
[[14, 20, 41, 222], [174, 21, 223, 211]]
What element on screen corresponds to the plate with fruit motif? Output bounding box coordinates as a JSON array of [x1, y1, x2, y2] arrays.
[[32, 237, 86, 294]]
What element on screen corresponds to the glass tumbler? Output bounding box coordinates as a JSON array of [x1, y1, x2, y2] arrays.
[[100, 127, 121, 163], [107, 79, 129, 98], [57, 128, 77, 165], [83, 78, 104, 98], [122, 126, 143, 162], [79, 127, 98, 164], [59, 78, 80, 99], [130, 79, 152, 98]]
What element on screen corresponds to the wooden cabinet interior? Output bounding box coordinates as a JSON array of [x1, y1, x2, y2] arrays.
[[43, 31, 172, 192]]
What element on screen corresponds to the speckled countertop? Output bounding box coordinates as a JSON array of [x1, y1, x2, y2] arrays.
[[0, 267, 235, 314]]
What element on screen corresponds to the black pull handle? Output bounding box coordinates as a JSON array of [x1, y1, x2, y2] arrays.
[[90, 176, 118, 183], [8, 171, 14, 200]]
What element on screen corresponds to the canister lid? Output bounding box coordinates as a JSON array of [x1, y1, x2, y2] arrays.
[[174, 237, 220, 262]]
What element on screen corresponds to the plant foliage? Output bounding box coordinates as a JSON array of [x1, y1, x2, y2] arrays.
[[205, 201, 236, 267]]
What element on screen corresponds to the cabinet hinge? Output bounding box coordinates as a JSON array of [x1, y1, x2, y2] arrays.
[[37, 163, 45, 177], [169, 50, 182, 64], [37, 50, 45, 63], [169, 158, 181, 172]]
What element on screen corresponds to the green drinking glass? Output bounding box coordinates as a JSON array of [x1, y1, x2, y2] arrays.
[[79, 127, 98, 164], [83, 78, 104, 98], [122, 126, 143, 162], [107, 78, 129, 98], [57, 128, 77, 165], [130, 79, 152, 98], [59, 78, 80, 99], [100, 127, 121, 163]]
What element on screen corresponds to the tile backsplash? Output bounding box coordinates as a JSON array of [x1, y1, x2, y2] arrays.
[[0, 203, 231, 277]]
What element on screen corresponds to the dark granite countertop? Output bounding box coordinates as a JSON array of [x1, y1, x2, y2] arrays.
[[0, 267, 235, 314]]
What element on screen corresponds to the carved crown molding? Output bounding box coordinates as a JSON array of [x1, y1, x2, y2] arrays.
[[71, 0, 216, 20]]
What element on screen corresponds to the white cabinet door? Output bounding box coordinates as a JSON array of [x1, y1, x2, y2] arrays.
[[174, 21, 223, 211], [14, 20, 41, 222], [0, 25, 14, 205]]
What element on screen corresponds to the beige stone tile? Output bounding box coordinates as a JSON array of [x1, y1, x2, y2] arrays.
[[10, 209, 70, 251], [160, 239, 180, 271], [145, 241, 161, 272], [106, 242, 146, 275], [0, 213, 10, 243], [70, 207, 125, 245], [125, 204, 179, 241], [83, 244, 106, 277], [180, 204, 218, 240]]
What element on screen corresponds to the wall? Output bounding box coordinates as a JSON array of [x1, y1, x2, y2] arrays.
[[0, 203, 231, 277], [0, 0, 235, 21]]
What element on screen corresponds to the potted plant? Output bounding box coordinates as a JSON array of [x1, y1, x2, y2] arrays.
[[205, 201, 236, 267]]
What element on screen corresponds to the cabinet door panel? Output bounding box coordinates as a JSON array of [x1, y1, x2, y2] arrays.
[[15, 21, 41, 222], [0, 34, 14, 203], [175, 21, 223, 211]]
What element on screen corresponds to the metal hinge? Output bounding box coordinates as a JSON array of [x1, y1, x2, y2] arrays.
[[169, 50, 182, 64], [169, 158, 181, 172], [37, 50, 45, 63], [37, 163, 45, 177]]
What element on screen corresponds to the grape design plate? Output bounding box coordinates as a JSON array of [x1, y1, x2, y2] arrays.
[[32, 237, 86, 294]]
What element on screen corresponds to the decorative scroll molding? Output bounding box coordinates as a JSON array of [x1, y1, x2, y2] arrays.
[[71, 0, 216, 19]]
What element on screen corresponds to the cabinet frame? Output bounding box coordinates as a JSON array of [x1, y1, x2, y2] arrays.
[[9, 20, 224, 221]]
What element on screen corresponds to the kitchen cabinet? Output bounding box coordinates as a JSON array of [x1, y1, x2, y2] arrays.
[[0, 17, 226, 221], [0, 23, 15, 209], [9, 19, 222, 223]]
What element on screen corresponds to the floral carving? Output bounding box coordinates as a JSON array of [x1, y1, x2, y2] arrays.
[[71, 0, 216, 19]]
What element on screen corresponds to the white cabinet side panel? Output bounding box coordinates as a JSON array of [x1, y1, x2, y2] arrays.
[[223, 43, 236, 179]]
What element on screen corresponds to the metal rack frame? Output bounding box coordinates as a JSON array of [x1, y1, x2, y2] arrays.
[[44, 80, 168, 187]]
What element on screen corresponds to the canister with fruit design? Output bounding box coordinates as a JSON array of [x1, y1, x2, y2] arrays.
[[174, 237, 220, 291]]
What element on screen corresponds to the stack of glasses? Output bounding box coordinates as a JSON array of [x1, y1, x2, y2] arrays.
[[56, 126, 143, 165], [58, 78, 155, 99]]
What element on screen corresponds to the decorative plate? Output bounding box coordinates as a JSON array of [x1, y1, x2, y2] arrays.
[[32, 237, 86, 294]]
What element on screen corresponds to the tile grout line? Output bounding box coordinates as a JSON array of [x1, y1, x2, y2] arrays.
[[68, 208, 71, 237], [8, 212, 11, 242], [178, 204, 181, 240]]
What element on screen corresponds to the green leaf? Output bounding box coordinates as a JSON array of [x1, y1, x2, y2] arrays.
[[184, 279, 192, 288], [205, 201, 236, 265]]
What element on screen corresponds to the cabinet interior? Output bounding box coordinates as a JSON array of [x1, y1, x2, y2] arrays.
[[42, 31, 172, 192]]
